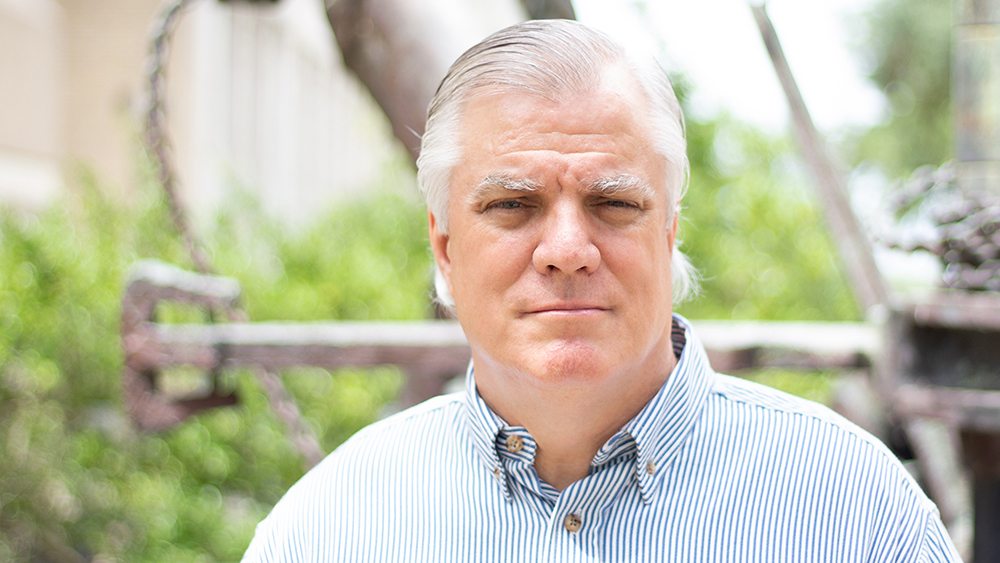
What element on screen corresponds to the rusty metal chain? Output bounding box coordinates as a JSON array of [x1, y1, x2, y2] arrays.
[[142, 0, 325, 469], [880, 161, 1000, 292], [146, 0, 214, 276]]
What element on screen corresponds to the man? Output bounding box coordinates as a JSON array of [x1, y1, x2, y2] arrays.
[[243, 19, 960, 562]]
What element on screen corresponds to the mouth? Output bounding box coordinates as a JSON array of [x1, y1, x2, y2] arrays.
[[523, 304, 610, 316]]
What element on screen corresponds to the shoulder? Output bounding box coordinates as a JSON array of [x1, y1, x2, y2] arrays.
[[241, 393, 467, 562], [703, 372, 921, 498], [701, 375, 959, 559], [709, 372, 885, 449], [331, 391, 466, 454], [301, 390, 466, 489], [298, 391, 466, 489]]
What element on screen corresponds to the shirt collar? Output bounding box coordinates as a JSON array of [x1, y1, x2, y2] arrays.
[[462, 314, 715, 503], [462, 363, 513, 499], [622, 314, 714, 503]]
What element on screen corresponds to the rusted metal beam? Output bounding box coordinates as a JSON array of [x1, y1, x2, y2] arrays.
[[145, 321, 474, 410], [123, 260, 885, 425], [121, 261, 243, 431], [121, 261, 475, 431], [880, 292, 1000, 395]]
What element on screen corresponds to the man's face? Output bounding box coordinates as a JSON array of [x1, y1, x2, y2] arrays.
[[429, 74, 678, 394]]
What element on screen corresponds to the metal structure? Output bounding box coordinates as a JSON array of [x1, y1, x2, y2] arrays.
[[753, 2, 1000, 560]]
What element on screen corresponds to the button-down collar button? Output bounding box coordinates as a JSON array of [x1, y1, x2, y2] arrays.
[[564, 513, 582, 532], [493, 466, 502, 478], [505, 434, 524, 453], [645, 460, 657, 475]]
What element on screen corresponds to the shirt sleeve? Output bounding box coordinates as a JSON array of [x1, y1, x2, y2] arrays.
[[916, 513, 964, 563], [241, 516, 291, 563], [863, 463, 964, 563]]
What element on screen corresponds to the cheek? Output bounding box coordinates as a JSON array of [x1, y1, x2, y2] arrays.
[[608, 235, 672, 294], [448, 230, 527, 299]]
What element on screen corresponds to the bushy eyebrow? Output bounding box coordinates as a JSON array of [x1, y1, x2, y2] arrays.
[[584, 174, 655, 201], [469, 174, 541, 203], [467, 173, 654, 203]]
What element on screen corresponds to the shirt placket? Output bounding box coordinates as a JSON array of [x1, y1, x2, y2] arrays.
[[543, 456, 637, 562]]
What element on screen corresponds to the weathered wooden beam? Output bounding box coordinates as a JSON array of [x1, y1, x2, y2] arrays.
[[909, 290, 1000, 331], [142, 318, 877, 375], [325, 0, 526, 161], [693, 320, 877, 372], [145, 321, 471, 381], [896, 385, 1000, 433], [750, 5, 889, 314], [905, 416, 974, 561]]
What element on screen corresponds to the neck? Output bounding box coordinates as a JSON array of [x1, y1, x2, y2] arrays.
[[476, 353, 676, 492]]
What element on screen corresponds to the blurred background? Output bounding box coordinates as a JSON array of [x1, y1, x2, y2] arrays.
[[0, 0, 962, 561]]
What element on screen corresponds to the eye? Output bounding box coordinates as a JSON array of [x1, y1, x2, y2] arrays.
[[485, 199, 527, 211], [600, 199, 639, 210], [592, 197, 644, 227]]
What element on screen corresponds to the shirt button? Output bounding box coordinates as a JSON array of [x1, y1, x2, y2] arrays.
[[645, 460, 657, 475], [564, 513, 582, 532], [505, 435, 524, 453], [493, 467, 502, 478]]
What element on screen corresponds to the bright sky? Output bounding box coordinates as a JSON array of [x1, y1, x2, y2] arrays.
[[575, 0, 886, 134]]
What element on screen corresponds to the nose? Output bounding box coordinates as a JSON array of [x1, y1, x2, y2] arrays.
[[532, 202, 601, 275]]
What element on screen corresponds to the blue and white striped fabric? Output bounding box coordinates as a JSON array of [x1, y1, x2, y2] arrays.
[[242, 315, 961, 562]]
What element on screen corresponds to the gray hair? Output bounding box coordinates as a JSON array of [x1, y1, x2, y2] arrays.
[[416, 19, 699, 307]]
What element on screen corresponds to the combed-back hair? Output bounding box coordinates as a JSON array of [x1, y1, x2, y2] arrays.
[[416, 19, 698, 307]]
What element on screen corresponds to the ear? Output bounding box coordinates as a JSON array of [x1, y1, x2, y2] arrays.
[[668, 208, 679, 253], [428, 211, 453, 289]]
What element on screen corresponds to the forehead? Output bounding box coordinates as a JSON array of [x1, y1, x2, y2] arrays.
[[451, 74, 664, 192], [462, 65, 648, 134]]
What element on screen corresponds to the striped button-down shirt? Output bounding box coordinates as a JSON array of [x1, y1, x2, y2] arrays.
[[242, 315, 960, 562]]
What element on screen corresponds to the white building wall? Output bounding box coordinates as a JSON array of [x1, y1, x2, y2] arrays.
[[0, 0, 406, 227], [174, 0, 406, 227], [0, 0, 525, 226], [0, 0, 64, 210]]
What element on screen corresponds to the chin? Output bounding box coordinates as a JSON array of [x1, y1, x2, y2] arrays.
[[528, 340, 616, 387]]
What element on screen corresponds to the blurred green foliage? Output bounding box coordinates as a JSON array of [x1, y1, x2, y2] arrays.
[[676, 115, 860, 322], [0, 164, 424, 562], [848, 0, 951, 177], [739, 368, 837, 406]]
